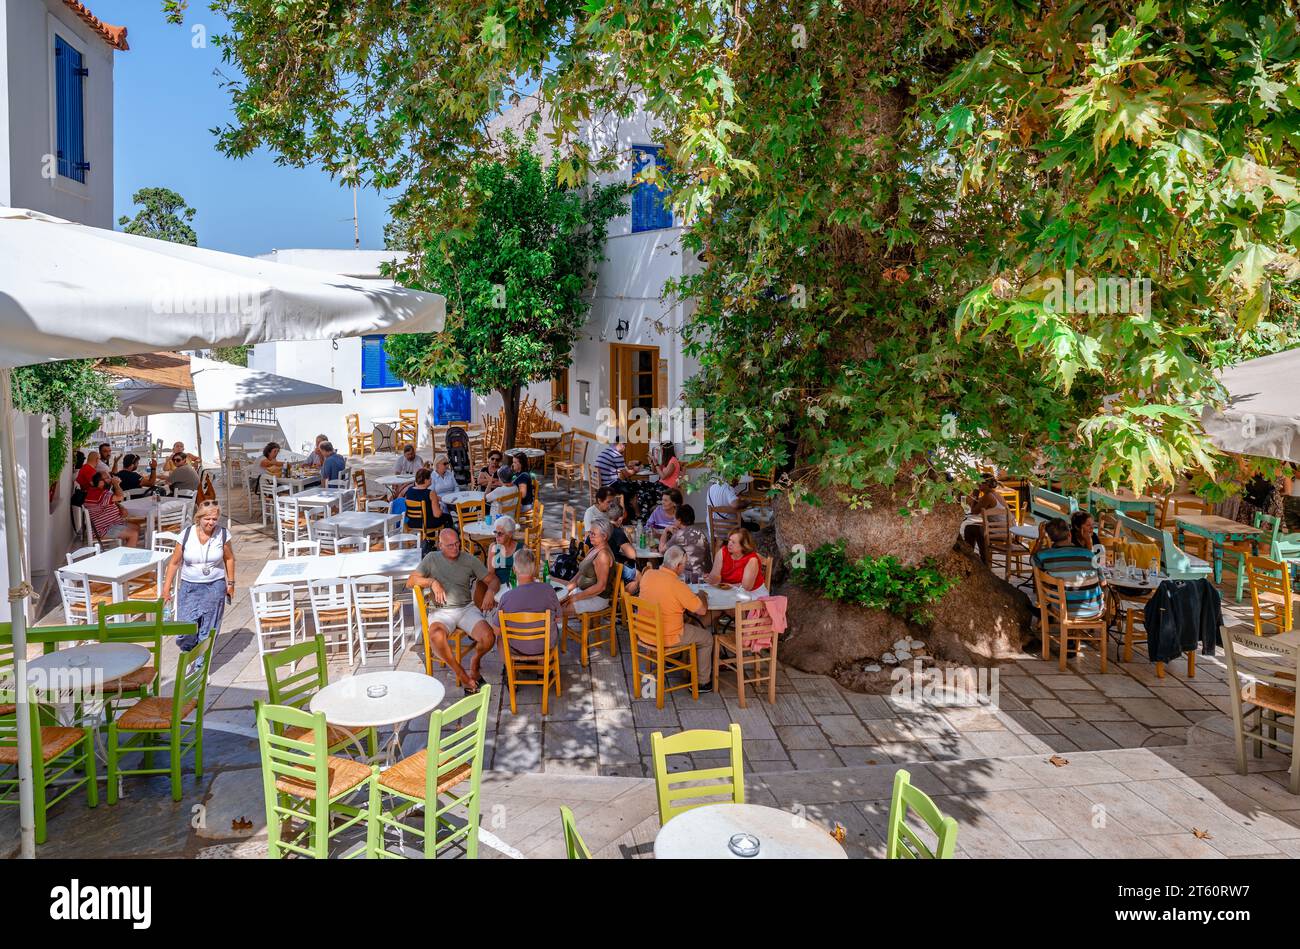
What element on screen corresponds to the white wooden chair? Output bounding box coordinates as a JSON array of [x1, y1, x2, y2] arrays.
[[309, 520, 342, 556], [275, 494, 309, 557], [55, 568, 108, 625], [351, 574, 406, 665], [309, 579, 356, 665], [251, 583, 304, 658], [283, 540, 320, 558], [1224, 627, 1300, 794], [386, 532, 419, 551]]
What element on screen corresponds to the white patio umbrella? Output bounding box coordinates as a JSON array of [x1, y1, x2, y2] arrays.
[[1201, 347, 1300, 463], [109, 354, 346, 504], [0, 207, 444, 858]]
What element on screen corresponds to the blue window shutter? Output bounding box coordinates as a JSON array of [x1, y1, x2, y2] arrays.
[[434, 385, 471, 425], [361, 336, 384, 389], [361, 335, 403, 389], [54, 37, 87, 184], [631, 146, 671, 233]]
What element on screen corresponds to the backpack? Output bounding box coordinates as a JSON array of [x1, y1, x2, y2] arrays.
[[550, 539, 580, 581]]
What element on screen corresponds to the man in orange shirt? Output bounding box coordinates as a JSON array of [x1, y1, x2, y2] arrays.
[[637, 546, 714, 692]]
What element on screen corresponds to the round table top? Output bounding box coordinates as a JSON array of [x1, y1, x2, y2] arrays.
[[654, 803, 848, 860], [634, 547, 663, 560], [687, 582, 759, 611], [24, 643, 151, 692], [1102, 567, 1167, 592], [310, 671, 446, 729], [530, 432, 563, 441], [505, 447, 546, 457], [442, 490, 487, 507], [463, 520, 523, 541], [372, 417, 401, 426]]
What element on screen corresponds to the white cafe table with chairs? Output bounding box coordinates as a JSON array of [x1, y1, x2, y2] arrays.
[[315, 510, 390, 542], [59, 547, 171, 608], [376, 474, 415, 498], [253, 548, 423, 590]]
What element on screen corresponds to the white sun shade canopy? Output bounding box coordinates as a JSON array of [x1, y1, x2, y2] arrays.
[[1201, 346, 1300, 464], [112, 355, 343, 415], [0, 208, 443, 369]]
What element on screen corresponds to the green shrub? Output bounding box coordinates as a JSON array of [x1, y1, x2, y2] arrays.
[[792, 541, 957, 625]]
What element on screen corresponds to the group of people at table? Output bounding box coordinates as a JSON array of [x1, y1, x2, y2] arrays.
[[70, 440, 205, 548], [399, 439, 766, 695]]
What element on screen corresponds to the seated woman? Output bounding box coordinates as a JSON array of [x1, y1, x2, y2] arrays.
[[1071, 510, 1098, 550], [430, 453, 460, 495], [259, 442, 283, 477], [960, 476, 1006, 563], [401, 467, 453, 530], [483, 515, 520, 602], [509, 452, 535, 513], [659, 502, 712, 577], [655, 442, 682, 490], [644, 488, 683, 541], [83, 471, 139, 547], [708, 527, 768, 596], [305, 434, 329, 468], [562, 517, 616, 619]]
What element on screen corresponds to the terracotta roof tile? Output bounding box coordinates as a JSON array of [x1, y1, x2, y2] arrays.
[[61, 0, 129, 51]]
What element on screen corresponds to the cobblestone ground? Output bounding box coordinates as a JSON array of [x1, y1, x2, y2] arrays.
[[4, 450, 1296, 858]]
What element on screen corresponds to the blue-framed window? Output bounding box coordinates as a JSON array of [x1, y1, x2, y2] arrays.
[[361, 335, 404, 390], [631, 145, 673, 232], [54, 35, 88, 184]]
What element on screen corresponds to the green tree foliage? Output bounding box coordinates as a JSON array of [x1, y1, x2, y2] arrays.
[[794, 542, 958, 624], [382, 132, 625, 446], [176, 0, 1300, 507], [117, 187, 197, 246], [12, 361, 117, 487]]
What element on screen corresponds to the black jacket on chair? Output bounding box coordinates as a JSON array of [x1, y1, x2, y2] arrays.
[[1142, 578, 1223, 663]]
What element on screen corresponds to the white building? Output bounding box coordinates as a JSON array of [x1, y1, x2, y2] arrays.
[[0, 0, 126, 620], [252, 106, 702, 472], [249, 249, 435, 456]]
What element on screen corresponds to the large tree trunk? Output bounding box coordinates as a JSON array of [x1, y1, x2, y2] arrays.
[[499, 384, 521, 451], [771, 481, 1032, 691]]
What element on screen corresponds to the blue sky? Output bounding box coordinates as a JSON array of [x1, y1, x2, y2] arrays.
[[97, 1, 394, 256]]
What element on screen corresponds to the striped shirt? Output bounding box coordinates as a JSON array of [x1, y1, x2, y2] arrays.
[[1032, 544, 1103, 617], [593, 446, 626, 487]]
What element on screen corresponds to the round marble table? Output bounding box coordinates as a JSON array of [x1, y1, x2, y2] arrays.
[[687, 582, 759, 612], [310, 671, 446, 764], [25, 643, 151, 695], [654, 803, 848, 860]]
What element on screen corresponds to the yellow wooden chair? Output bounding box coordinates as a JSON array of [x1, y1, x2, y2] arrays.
[[396, 409, 419, 452], [984, 506, 1031, 580], [563, 570, 622, 667], [540, 504, 578, 561], [1033, 567, 1108, 672], [454, 498, 488, 557], [1246, 555, 1294, 637], [414, 587, 473, 674], [500, 610, 561, 715], [346, 414, 374, 457], [622, 587, 696, 709], [994, 487, 1021, 525], [554, 436, 586, 490], [712, 600, 780, 708], [650, 724, 744, 825]]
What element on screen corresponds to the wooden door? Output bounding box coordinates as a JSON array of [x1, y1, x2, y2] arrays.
[[610, 343, 660, 464]]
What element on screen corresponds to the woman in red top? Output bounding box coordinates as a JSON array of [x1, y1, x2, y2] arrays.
[[708, 527, 767, 594], [655, 442, 682, 490]]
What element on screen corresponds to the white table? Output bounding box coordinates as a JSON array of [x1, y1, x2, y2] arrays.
[[441, 490, 486, 507], [24, 644, 152, 765], [505, 446, 546, 471], [278, 474, 323, 493], [463, 521, 523, 544], [310, 670, 445, 763], [318, 510, 389, 539], [377, 474, 416, 498], [247, 449, 307, 464], [633, 547, 663, 562], [61, 547, 171, 607], [294, 488, 348, 512], [120, 496, 161, 519], [1101, 567, 1167, 592], [687, 582, 757, 612], [1011, 524, 1040, 541], [253, 549, 422, 589], [654, 803, 848, 859], [530, 432, 562, 443]]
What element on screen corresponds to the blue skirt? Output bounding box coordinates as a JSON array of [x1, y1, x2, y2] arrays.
[[177, 578, 227, 652]]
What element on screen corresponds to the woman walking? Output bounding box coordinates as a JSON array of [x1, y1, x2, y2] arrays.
[[163, 499, 236, 651]]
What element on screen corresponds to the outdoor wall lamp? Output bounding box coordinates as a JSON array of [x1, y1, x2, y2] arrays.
[[615, 318, 629, 341]]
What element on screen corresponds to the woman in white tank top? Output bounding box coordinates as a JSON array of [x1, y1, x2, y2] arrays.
[[162, 500, 236, 651]]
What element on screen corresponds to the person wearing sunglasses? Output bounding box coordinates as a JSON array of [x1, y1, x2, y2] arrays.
[[481, 515, 519, 610]]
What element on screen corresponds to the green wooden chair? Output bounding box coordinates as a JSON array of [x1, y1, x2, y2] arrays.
[[106, 634, 214, 804], [885, 768, 958, 859], [256, 701, 375, 858], [650, 724, 744, 826], [262, 636, 377, 759], [367, 685, 491, 859], [96, 600, 165, 715], [560, 804, 592, 859], [0, 687, 98, 844]]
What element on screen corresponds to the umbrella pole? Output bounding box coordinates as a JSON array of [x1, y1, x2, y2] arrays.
[[0, 368, 37, 859]]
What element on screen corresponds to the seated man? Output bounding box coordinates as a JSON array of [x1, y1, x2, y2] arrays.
[[83, 470, 140, 547], [706, 476, 748, 531], [306, 434, 329, 468], [1031, 518, 1105, 618], [489, 548, 561, 657], [164, 451, 201, 496], [115, 453, 157, 493], [592, 438, 644, 518], [583, 486, 613, 533], [318, 441, 347, 483], [394, 443, 425, 476], [604, 501, 642, 593], [638, 546, 713, 692], [407, 528, 500, 692]]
